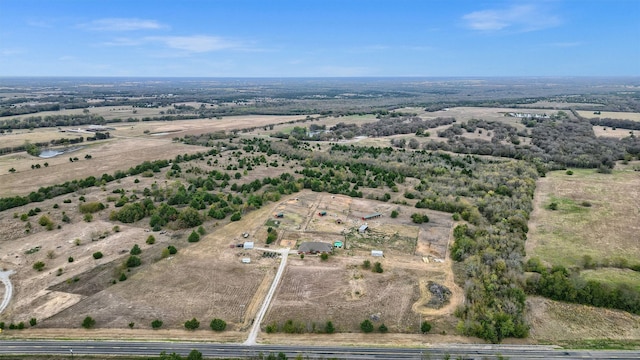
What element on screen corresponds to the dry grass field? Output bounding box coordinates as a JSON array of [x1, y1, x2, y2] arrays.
[[0, 173, 459, 341], [527, 296, 640, 342], [526, 168, 640, 268], [577, 110, 640, 121], [593, 126, 637, 139], [0, 115, 309, 197]]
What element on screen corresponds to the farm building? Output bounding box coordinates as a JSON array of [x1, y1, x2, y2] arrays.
[[362, 212, 382, 221], [359, 224, 368, 234], [298, 242, 333, 254], [243, 241, 254, 249], [371, 250, 384, 257], [241, 258, 251, 264]]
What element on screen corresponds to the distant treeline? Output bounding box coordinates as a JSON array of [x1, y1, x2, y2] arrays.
[[0, 136, 85, 156], [589, 118, 640, 131]]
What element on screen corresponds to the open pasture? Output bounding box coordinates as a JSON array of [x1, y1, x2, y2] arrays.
[[526, 168, 640, 269]]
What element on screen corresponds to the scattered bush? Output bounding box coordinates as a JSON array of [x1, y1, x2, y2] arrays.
[[421, 320, 432, 334], [390, 210, 399, 218], [33, 261, 45, 271], [167, 245, 178, 255], [188, 231, 200, 243], [29, 318, 37, 327], [184, 318, 200, 330], [373, 262, 384, 273], [230, 212, 242, 221], [68, 256, 74, 263], [378, 323, 388, 333], [82, 316, 96, 329], [325, 321, 335, 334], [119, 273, 127, 282], [360, 319, 374, 333], [126, 255, 141, 268], [362, 260, 371, 269], [146, 235, 156, 244], [209, 318, 227, 331], [79, 202, 105, 214], [411, 213, 429, 224], [130, 244, 142, 255], [92, 252, 103, 259], [151, 319, 163, 329], [320, 253, 329, 261]]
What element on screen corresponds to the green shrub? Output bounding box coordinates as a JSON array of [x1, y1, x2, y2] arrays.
[[33, 261, 45, 271], [92, 252, 103, 259], [79, 202, 105, 214], [360, 319, 374, 333], [325, 321, 335, 334], [146, 235, 156, 244], [167, 245, 178, 255], [130, 244, 142, 255], [320, 253, 329, 261], [390, 210, 399, 218], [379, 323, 388, 333], [126, 255, 141, 267], [188, 231, 200, 243], [82, 316, 96, 329], [362, 260, 371, 269], [29, 318, 37, 327], [184, 318, 200, 330], [210, 318, 227, 331], [421, 320, 432, 334], [119, 273, 127, 281], [373, 262, 383, 273], [151, 319, 163, 329], [230, 212, 242, 221]]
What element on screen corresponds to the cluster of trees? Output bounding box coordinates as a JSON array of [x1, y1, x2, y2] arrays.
[[265, 319, 334, 334], [524, 261, 640, 314], [0, 114, 106, 130], [0, 157, 175, 212], [589, 117, 640, 131]]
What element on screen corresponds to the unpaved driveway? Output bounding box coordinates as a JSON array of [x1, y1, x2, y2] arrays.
[[244, 247, 289, 345]]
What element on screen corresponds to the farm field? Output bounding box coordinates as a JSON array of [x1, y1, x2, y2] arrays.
[[593, 126, 637, 139], [526, 168, 640, 269]]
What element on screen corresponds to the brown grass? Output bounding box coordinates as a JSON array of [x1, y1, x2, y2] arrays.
[[577, 110, 640, 121]]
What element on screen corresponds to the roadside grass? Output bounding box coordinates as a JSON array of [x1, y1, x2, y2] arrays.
[[555, 339, 640, 350], [528, 169, 640, 269], [581, 268, 640, 292]]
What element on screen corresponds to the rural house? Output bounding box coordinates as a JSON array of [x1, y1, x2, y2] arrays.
[[298, 242, 333, 254]]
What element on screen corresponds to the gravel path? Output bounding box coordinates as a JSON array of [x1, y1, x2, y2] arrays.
[[0, 270, 15, 315], [244, 248, 289, 345]]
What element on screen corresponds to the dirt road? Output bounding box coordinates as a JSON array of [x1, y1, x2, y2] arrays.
[[244, 247, 289, 345], [0, 270, 15, 314]]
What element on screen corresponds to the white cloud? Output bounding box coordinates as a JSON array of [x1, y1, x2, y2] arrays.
[[146, 35, 239, 53], [463, 4, 561, 32], [82, 18, 165, 31]]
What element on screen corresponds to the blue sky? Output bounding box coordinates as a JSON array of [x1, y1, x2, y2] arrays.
[[0, 0, 638, 77]]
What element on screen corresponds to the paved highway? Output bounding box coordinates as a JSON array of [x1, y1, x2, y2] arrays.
[[1, 340, 639, 359]]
